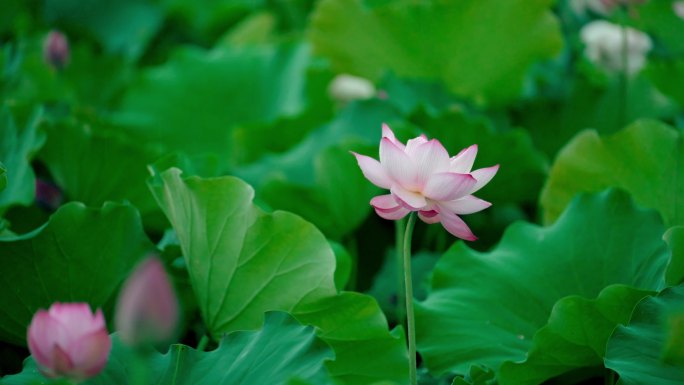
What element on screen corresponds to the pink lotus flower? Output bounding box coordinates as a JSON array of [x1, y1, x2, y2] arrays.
[[115, 256, 179, 346], [27, 303, 111, 380], [352, 124, 498, 240]]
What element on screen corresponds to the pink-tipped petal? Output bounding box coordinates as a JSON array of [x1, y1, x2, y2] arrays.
[[370, 194, 400, 210], [380, 138, 418, 189], [391, 185, 427, 210], [382, 123, 405, 149], [70, 329, 112, 378], [351, 152, 393, 189], [440, 195, 492, 215], [423, 172, 476, 201], [412, 139, 451, 187], [405, 135, 429, 156], [27, 311, 56, 368], [51, 345, 74, 377], [49, 303, 103, 335], [449, 144, 478, 173], [438, 210, 477, 241], [470, 164, 500, 193], [418, 211, 441, 224], [375, 205, 410, 220]]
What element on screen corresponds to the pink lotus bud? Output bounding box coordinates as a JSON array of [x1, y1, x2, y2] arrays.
[[115, 256, 179, 346], [43, 30, 70, 70], [35, 179, 63, 211], [27, 303, 111, 381]]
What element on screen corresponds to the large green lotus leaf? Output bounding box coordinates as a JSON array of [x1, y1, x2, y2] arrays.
[[541, 120, 684, 226], [665, 226, 684, 286], [2, 37, 134, 110], [0, 202, 152, 346], [662, 307, 684, 367], [309, 0, 562, 105], [149, 169, 407, 385], [293, 292, 409, 385], [229, 63, 335, 165], [0, 107, 45, 212], [39, 121, 161, 220], [117, 42, 315, 167], [409, 109, 548, 205], [416, 190, 669, 379], [605, 285, 684, 385], [43, 0, 163, 59], [1, 312, 334, 385], [498, 285, 654, 385], [148, 167, 337, 335]]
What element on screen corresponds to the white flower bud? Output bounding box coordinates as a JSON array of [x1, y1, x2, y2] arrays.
[[580, 20, 652, 75], [328, 74, 375, 103], [674, 1, 684, 20]]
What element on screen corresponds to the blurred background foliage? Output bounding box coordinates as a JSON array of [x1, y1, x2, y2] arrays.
[[1, 0, 684, 384]]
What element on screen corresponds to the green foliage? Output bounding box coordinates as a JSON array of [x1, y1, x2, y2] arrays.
[[0, 202, 152, 346], [148, 167, 337, 335], [605, 285, 684, 385], [1, 39, 134, 110], [38, 121, 162, 221], [1, 312, 335, 385], [648, 58, 684, 107], [118, 41, 322, 168], [451, 365, 496, 385], [293, 292, 409, 385], [309, 0, 563, 105], [149, 168, 408, 385], [665, 226, 684, 286], [519, 75, 678, 158], [236, 100, 402, 239], [0, 162, 6, 193], [2, 1, 684, 383], [541, 120, 684, 226], [43, 0, 163, 60], [367, 251, 438, 323], [0, 107, 45, 213], [499, 285, 653, 385], [410, 109, 548, 205], [416, 190, 670, 382], [638, 0, 684, 54]]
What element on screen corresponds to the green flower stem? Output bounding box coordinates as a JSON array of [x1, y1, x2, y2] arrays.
[[395, 217, 406, 324], [197, 334, 210, 351], [131, 349, 150, 385], [402, 212, 418, 385], [618, 7, 629, 128]]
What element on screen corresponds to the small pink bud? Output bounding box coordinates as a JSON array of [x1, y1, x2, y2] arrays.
[[27, 303, 111, 381], [43, 30, 70, 70], [115, 256, 179, 346], [35, 179, 63, 211]]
